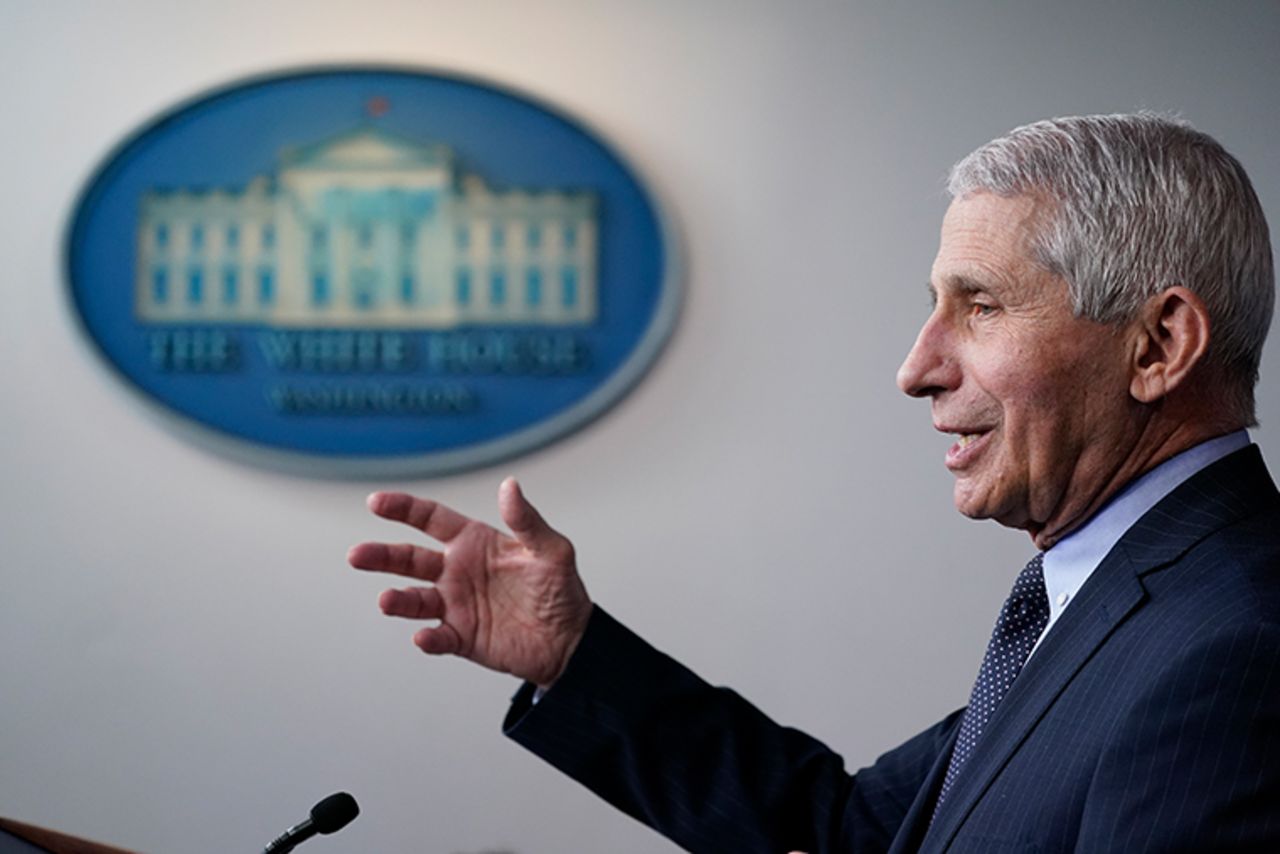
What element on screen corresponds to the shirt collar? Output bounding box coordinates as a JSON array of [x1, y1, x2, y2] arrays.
[[1040, 430, 1251, 624]]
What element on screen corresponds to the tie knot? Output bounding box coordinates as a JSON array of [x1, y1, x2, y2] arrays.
[[1004, 553, 1048, 625], [1016, 552, 1046, 586]]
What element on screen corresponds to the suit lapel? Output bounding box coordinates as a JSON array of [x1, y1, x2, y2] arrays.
[[920, 547, 1145, 849], [919, 445, 1275, 851], [886, 724, 960, 854]]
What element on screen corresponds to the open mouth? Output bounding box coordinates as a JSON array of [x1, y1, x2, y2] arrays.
[[944, 429, 992, 469]]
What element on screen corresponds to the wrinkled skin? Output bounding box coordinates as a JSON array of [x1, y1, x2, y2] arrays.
[[348, 477, 592, 689]]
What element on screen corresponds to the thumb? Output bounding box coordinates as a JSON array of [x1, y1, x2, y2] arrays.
[[499, 477, 559, 551]]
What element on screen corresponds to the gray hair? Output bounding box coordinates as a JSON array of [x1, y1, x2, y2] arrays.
[[948, 113, 1274, 425]]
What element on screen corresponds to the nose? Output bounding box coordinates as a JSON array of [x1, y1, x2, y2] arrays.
[[896, 311, 958, 398]]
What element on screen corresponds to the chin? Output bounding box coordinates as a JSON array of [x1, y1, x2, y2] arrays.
[[952, 476, 979, 510], [953, 490, 1024, 527], [952, 491, 992, 520]]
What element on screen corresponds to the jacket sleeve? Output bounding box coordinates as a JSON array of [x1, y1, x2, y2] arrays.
[[504, 606, 959, 853]]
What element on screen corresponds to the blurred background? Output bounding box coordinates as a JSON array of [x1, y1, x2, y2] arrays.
[[2, 2, 1278, 851]]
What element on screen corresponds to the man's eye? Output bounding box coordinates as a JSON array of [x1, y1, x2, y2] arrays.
[[972, 302, 998, 317]]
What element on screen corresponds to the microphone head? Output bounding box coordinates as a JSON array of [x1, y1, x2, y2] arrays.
[[310, 792, 359, 834]]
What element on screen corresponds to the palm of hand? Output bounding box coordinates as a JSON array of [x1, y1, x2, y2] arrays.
[[435, 521, 586, 683], [350, 478, 591, 688]]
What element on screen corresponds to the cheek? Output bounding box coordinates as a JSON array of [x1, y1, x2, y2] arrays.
[[1020, 369, 1117, 477], [983, 366, 1065, 425], [988, 364, 1089, 464]]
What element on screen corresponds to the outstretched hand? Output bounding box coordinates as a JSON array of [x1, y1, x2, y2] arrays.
[[348, 477, 592, 690]]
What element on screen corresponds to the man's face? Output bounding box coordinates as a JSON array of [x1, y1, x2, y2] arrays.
[[896, 192, 1141, 545]]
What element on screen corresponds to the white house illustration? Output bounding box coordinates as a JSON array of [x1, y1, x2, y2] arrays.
[[135, 127, 598, 327]]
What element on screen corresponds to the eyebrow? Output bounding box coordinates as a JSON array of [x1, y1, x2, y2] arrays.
[[927, 274, 995, 303], [945, 274, 994, 295]]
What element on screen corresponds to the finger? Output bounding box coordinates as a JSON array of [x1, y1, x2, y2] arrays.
[[378, 587, 444, 620], [498, 477, 560, 552], [348, 542, 444, 581], [367, 492, 471, 542], [413, 623, 463, 656]]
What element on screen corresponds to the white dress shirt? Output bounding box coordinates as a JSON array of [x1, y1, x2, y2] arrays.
[[1033, 430, 1251, 653]]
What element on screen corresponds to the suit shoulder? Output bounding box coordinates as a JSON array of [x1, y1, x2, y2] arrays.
[[1141, 503, 1280, 634]]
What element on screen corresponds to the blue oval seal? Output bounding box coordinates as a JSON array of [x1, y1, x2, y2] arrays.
[[66, 66, 679, 477]]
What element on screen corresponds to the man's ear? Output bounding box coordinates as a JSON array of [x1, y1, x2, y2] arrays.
[[1129, 286, 1211, 403]]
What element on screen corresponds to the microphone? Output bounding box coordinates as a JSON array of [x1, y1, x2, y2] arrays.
[[263, 792, 359, 853]]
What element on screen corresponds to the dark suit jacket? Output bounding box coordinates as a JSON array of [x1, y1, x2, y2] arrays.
[[505, 446, 1280, 852]]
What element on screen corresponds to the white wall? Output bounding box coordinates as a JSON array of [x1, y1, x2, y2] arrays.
[[3, 2, 1279, 852]]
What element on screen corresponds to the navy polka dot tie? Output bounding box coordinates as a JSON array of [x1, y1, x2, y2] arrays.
[[932, 553, 1049, 819]]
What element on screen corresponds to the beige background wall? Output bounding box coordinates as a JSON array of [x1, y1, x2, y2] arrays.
[[3, 2, 1279, 851]]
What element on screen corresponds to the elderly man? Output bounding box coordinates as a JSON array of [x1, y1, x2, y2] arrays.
[[350, 114, 1280, 852]]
